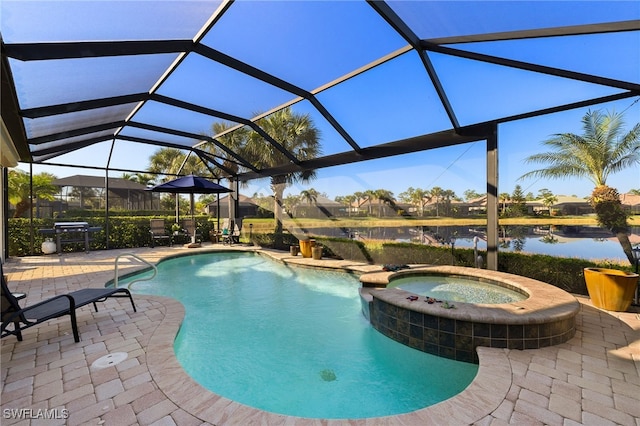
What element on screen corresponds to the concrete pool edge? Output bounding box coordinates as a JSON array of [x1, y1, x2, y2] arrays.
[[145, 292, 513, 425], [143, 249, 514, 424]]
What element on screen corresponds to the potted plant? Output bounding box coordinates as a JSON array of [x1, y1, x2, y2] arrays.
[[312, 244, 323, 260], [299, 238, 314, 258], [171, 223, 181, 235], [583, 267, 638, 312], [583, 186, 638, 311]]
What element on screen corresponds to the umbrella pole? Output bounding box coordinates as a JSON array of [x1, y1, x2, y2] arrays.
[[175, 194, 179, 225], [190, 193, 196, 243]]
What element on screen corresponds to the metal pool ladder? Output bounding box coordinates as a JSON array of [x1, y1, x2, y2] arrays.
[[113, 253, 158, 290]]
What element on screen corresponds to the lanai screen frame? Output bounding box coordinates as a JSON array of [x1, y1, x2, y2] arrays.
[[1, 1, 639, 266]]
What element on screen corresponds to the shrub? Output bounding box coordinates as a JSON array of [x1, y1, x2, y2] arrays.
[[9, 219, 628, 296]]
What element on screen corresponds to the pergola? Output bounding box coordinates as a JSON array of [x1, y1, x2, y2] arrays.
[[1, 1, 639, 266]]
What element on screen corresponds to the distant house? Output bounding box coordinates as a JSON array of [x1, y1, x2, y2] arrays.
[[51, 175, 153, 213], [205, 194, 260, 218], [529, 195, 593, 216], [621, 193, 640, 215], [295, 196, 344, 218], [457, 196, 487, 216]]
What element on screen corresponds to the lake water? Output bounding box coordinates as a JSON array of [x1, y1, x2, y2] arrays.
[[312, 225, 638, 263]]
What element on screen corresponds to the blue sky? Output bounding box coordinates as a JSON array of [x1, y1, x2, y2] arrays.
[[8, 1, 640, 201]]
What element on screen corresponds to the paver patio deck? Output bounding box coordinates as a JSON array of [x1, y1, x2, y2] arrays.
[[1, 245, 638, 425]]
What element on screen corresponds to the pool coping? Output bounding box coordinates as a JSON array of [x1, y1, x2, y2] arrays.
[[146, 292, 512, 425], [144, 248, 514, 424]]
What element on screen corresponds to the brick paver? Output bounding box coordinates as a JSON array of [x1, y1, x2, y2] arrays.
[[2, 246, 639, 425]]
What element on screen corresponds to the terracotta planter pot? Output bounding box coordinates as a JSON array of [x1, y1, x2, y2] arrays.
[[290, 245, 299, 256], [312, 246, 323, 260], [299, 239, 315, 258], [584, 267, 638, 312]]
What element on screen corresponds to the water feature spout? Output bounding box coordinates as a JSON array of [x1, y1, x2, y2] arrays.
[[473, 237, 478, 266]]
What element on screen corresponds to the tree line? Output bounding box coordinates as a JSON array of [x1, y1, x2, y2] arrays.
[[7, 109, 640, 261]]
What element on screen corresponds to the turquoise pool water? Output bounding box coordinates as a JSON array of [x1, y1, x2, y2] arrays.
[[388, 275, 527, 304], [123, 252, 478, 419]]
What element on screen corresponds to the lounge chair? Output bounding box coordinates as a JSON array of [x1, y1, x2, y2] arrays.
[[1, 264, 137, 343], [150, 218, 172, 247]]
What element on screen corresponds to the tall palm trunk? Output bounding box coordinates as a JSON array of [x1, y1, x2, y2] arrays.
[[271, 178, 286, 247], [615, 232, 635, 265]]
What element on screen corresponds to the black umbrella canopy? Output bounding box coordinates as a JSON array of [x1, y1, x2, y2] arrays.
[[147, 175, 232, 194]]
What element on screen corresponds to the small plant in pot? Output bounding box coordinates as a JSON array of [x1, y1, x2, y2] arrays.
[[584, 185, 638, 311], [171, 223, 182, 235], [312, 244, 323, 260]]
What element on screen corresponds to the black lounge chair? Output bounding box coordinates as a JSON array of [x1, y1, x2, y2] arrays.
[[1, 264, 136, 342]]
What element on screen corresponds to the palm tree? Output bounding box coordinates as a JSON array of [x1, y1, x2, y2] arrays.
[[148, 148, 187, 178], [283, 194, 300, 217], [299, 188, 319, 217], [440, 189, 457, 216], [499, 192, 511, 214], [538, 188, 558, 215], [353, 191, 366, 215], [335, 195, 356, 217], [374, 189, 395, 217], [125, 173, 156, 187], [520, 109, 640, 263], [8, 170, 59, 218], [463, 189, 482, 201], [244, 107, 321, 239], [210, 122, 250, 178], [430, 186, 443, 217], [207, 121, 251, 219], [300, 188, 319, 206]]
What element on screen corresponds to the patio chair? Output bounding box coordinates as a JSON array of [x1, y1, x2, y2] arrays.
[[221, 227, 232, 245], [182, 218, 202, 243], [150, 219, 172, 247], [231, 218, 242, 244], [1, 264, 137, 343]]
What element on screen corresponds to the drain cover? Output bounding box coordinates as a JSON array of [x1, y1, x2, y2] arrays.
[[91, 352, 128, 369], [320, 369, 336, 382]]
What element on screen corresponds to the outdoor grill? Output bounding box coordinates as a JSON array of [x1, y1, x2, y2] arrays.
[[39, 222, 101, 254]]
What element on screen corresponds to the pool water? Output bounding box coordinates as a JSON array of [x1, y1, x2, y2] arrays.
[[123, 252, 478, 419], [388, 275, 527, 304]]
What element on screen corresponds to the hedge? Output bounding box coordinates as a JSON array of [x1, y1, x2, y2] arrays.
[[8, 220, 632, 296]]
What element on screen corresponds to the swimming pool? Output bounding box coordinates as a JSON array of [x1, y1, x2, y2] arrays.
[[122, 251, 478, 419]]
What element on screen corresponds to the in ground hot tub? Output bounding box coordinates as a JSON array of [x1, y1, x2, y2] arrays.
[[387, 274, 528, 304], [360, 265, 580, 364]]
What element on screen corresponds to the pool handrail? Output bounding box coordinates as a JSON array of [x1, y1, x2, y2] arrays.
[[113, 253, 158, 290]]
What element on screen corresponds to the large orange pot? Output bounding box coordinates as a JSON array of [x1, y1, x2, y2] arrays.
[[584, 267, 638, 312], [299, 239, 315, 258]]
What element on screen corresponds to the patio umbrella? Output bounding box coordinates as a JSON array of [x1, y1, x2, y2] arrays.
[[147, 175, 232, 244], [147, 175, 233, 195]]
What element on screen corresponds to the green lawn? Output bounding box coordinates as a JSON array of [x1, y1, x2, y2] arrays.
[[244, 215, 639, 232]]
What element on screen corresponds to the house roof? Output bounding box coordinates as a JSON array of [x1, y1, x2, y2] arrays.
[[620, 193, 640, 206], [2, 1, 638, 181], [52, 175, 147, 190], [206, 194, 258, 207]]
